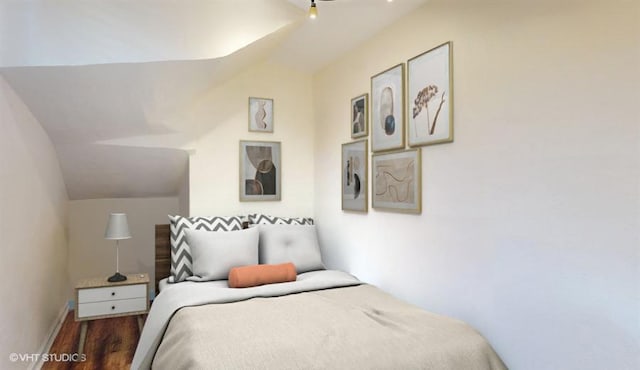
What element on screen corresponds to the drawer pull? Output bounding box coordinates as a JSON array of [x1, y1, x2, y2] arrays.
[[111, 292, 116, 296], [111, 306, 115, 310]]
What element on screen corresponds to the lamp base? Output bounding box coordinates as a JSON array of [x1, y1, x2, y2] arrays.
[[107, 272, 127, 282]]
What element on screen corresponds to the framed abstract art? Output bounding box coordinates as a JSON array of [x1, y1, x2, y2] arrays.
[[248, 97, 274, 133], [371, 63, 405, 152], [350, 94, 368, 139], [239, 140, 281, 201], [372, 148, 421, 213], [341, 139, 368, 212]]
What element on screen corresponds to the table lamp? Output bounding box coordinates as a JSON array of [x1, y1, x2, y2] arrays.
[[104, 213, 131, 282]]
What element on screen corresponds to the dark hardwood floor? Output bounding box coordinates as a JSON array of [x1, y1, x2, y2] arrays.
[[42, 311, 142, 370]]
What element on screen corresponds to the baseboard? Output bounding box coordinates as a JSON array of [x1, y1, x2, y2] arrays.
[[30, 303, 69, 370]]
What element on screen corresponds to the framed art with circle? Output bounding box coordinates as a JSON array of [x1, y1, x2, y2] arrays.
[[240, 140, 281, 201], [370, 63, 405, 152], [341, 139, 368, 212]]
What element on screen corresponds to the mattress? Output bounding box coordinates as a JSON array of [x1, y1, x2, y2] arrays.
[[157, 277, 169, 293]]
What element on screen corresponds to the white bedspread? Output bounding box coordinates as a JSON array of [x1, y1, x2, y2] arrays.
[[131, 270, 363, 369], [132, 270, 506, 370]]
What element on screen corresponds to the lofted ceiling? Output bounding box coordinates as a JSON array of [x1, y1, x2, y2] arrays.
[[0, 0, 428, 200]]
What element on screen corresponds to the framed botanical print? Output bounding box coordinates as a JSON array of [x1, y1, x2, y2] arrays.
[[350, 94, 368, 139], [372, 148, 421, 213], [239, 140, 281, 201], [341, 139, 368, 212], [407, 42, 453, 146], [248, 97, 274, 133], [371, 63, 405, 152]]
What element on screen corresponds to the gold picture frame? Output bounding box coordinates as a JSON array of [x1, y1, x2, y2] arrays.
[[341, 139, 368, 212], [370, 63, 405, 152], [239, 140, 281, 201], [407, 41, 453, 146], [248, 97, 274, 133], [350, 94, 368, 139], [372, 148, 421, 213]]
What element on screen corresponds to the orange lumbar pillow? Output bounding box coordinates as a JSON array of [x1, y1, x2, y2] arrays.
[[228, 262, 297, 288]]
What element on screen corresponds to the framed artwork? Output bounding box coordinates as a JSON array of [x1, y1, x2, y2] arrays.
[[341, 139, 368, 212], [239, 140, 281, 201], [407, 42, 453, 146], [372, 148, 421, 213], [248, 97, 274, 133], [350, 94, 368, 139], [371, 63, 405, 152]]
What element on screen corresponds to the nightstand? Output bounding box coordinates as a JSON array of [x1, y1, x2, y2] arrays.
[[75, 273, 149, 354]]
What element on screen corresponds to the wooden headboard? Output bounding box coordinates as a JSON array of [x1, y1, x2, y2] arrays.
[[155, 221, 250, 293], [154, 224, 171, 293]]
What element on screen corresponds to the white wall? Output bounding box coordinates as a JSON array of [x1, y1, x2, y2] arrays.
[[177, 164, 190, 217], [0, 75, 70, 368], [189, 61, 314, 218], [313, 1, 639, 369], [68, 197, 179, 297]]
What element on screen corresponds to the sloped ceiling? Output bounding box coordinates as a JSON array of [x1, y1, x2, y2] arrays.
[[0, 0, 428, 200]]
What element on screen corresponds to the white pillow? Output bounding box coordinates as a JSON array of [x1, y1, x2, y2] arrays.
[[258, 225, 325, 273], [168, 215, 244, 283], [185, 227, 259, 282]]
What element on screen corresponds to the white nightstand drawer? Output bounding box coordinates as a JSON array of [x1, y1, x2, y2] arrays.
[[77, 297, 147, 318], [78, 284, 146, 303]]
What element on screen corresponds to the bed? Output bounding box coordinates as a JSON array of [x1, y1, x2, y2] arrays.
[[132, 217, 506, 370]]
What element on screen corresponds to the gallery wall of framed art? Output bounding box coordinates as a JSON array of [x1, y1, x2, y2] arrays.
[[340, 41, 453, 215]]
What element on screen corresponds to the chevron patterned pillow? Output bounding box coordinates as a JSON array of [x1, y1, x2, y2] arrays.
[[168, 215, 244, 283], [247, 214, 314, 226]]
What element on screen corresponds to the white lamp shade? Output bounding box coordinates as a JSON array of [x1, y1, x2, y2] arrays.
[[104, 213, 132, 240]]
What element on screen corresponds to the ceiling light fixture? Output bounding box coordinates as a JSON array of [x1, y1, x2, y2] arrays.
[[309, 0, 318, 19], [309, 0, 337, 19]]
